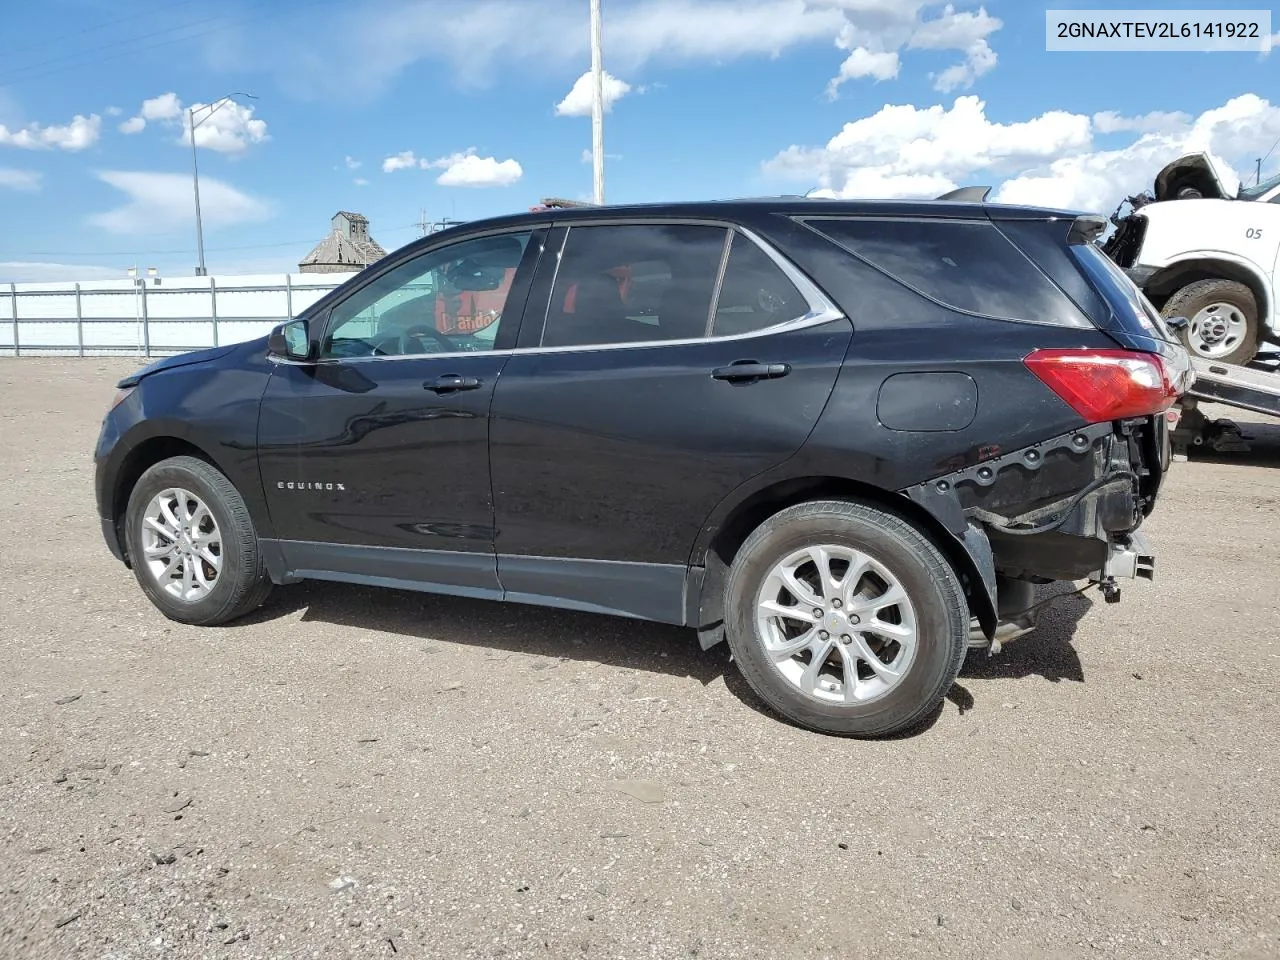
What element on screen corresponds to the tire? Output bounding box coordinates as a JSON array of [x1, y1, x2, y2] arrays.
[[1162, 279, 1259, 366], [122, 455, 273, 626], [723, 500, 969, 738]]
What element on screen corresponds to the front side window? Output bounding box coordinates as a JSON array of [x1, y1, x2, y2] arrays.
[[322, 231, 532, 359]]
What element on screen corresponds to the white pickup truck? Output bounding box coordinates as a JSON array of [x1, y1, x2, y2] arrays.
[[1104, 152, 1280, 366]]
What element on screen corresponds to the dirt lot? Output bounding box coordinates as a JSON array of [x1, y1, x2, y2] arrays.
[[0, 357, 1277, 960]]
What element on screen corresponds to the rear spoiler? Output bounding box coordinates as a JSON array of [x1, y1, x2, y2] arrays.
[[935, 186, 992, 202], [1067, 214, 1108, 244]]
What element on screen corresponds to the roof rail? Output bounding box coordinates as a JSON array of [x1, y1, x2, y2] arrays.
[[530, 197, 599, 211], [935, 186, 992, 202]]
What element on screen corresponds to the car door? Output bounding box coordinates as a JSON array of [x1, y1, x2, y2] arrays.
[[488, 220, 853, 622], [258, 227, 545, 596]]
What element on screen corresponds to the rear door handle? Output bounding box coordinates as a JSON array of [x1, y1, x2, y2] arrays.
[[711, 361, 791, 383], [425, 374, 482, 393]]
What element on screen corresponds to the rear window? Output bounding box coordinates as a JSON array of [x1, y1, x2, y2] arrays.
[[803, 217, 1091, 328], [1070, 241, 1177, 343]]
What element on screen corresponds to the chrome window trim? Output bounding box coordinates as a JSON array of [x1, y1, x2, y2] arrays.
[[270, 348, 517, 367], [705, 229, 735, 336], [523, 221, 846, 356], [278, 220, 847, 367]]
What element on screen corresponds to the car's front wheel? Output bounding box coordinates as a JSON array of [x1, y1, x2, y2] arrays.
[[122, 455, 273, 626], [723, 500, 969, 737]]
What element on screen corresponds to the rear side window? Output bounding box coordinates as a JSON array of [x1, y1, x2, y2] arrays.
[[539, 223, 817, 348], [712, 232, 807, 336], [541, 224, 727, 347], [804, 217, 1091, 328]]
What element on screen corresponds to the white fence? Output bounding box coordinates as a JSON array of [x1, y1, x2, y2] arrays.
[[0, 271, 360, 358]]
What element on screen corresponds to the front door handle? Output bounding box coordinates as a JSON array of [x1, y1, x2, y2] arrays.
[[426, 374, 482, 393], [711, 361, 791, 383]]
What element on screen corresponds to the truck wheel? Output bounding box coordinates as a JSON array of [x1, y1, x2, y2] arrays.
[[1162, 279, 1258, 365], [123, 455, 273, 626], [723, 500, 969, 738]]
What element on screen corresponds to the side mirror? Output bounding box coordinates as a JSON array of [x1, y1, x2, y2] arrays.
[[268, 318, 313, 361]]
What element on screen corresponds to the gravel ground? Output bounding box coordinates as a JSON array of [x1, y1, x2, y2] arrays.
[[1, 357, 1277, 960]]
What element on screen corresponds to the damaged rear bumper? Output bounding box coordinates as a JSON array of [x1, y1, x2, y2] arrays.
[[902, 416, 1166, 643]]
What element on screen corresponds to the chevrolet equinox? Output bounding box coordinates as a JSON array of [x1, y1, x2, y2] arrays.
[[94, 197, 1193, 737]]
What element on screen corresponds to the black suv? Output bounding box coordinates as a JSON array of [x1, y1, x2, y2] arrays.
[[94, 198, 1193, 737]]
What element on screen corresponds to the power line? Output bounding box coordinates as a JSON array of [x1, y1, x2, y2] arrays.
[[0, 0, 344, 88], [0, 0, 207, 58], [0, 14, 228, 85]]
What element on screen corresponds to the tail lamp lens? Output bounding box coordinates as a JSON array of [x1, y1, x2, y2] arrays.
[[1023, 348, 1179, 423]]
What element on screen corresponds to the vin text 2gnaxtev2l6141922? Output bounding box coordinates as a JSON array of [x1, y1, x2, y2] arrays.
[[94, 196, 1194, 737]]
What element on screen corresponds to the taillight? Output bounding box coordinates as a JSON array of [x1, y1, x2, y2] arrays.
[[1023, 348, 1178, 423]]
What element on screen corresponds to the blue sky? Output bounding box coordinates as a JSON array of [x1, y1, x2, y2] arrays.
[[1, 0, 1278, 282]]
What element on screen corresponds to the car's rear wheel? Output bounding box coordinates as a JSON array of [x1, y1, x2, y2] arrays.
[[723, 500, 968, 737], [1162, 279, 1258, 366], [123, 455, 272, 626]]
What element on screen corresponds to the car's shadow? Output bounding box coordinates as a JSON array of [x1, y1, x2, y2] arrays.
[[1188, 417, 1280, 467], [243, 579, 1094, 738]]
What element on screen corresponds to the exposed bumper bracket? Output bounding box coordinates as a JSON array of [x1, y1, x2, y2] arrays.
[[1098, 530, 1156, 583]]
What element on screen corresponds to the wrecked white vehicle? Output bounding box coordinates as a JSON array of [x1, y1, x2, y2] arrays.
[[1104, 152, 1280, 365]]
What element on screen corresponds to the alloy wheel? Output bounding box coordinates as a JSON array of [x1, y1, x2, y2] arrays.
[[140, 487, 223, 602], [754, 544, 918, 704]]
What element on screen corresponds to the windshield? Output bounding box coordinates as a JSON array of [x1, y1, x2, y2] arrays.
[[1240, 172, 1280, 201]]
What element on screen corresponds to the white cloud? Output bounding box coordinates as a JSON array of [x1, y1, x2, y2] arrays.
[[0, 113, 101, 151], [382, 150, 419, 173], [555, 70, 635, 116], [382, 148, 523, 186], [430, 150, 523, 187], [0, 168, 41, 191], [823, 1, 1002, 97], [106, 106, 123, 117], [345, 155, 362, 169], [182, 100, 268, 154], [141, 92, 183, 122], [354, 177, 369, 187], [0, 262, 122, 283], [826, 48, 899, 97], [276, 0, 845, 99], [764, 92, 1280, 216], [1092, 110, 1191, 136], [765, 95, 1089, 198], [119, 93, 268, 154], [1000, 95, 1280, 211], [580, 148, 622, 163], [89, 170, 271, 234]]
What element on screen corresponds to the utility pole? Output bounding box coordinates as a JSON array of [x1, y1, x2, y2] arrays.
[[189, 122, 205, 276], [188, 92, 257, 276], [1258, 158, 1263, 186], [589, 0, 605, 204]]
